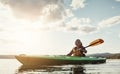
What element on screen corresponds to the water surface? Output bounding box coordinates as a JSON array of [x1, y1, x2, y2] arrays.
[[0, 59, 120, 74]]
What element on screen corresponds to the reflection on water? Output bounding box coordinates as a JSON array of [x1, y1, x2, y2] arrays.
[[71, 66, 85, 74], [16, 60, 120, 74], [16, 65, 85, 74], [1, 59, 120, 74]]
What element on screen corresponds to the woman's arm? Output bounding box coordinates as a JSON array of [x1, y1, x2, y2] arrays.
[[67, 49, 73, 56], [81, 47, 87, 53]]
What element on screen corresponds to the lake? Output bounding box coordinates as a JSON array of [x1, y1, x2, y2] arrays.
[[0, 59, 120, 74]]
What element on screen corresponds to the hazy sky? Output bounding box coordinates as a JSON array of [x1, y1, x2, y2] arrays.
[[0, 0, 120, 55]]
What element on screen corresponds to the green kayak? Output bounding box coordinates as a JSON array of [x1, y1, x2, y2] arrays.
[[15, 55, 106, 65]]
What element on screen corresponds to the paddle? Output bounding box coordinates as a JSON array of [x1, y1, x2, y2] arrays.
[[85, 39, 104, 48]]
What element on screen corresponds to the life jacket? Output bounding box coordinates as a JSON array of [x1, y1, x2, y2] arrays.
[[72, 47, 83, 56]]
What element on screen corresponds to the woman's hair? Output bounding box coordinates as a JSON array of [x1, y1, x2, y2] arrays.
[[75, 39, 82, 46]]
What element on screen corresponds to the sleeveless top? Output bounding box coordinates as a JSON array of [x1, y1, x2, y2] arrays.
[[72, 47, 86, 56]]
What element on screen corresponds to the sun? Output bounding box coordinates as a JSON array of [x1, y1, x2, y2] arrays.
[[13, 30, 47, 54]]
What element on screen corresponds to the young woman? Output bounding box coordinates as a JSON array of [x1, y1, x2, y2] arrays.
[[67, 39, 87, 57]]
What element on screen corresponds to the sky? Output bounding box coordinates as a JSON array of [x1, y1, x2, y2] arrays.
[[0, 0, 120, 55]]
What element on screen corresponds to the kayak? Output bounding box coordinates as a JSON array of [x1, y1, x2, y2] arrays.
[[15, 55, 106, 65]]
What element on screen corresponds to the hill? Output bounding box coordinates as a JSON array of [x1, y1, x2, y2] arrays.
[[107, 53, 120, 59], [88, 53, 120, 59], [0, 55, 15, 59]]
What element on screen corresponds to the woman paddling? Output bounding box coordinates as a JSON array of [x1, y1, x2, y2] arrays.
[[67, 39, 87, 57]]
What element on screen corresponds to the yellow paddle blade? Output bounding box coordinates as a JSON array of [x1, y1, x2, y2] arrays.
[[88, 39, 104, 47]]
